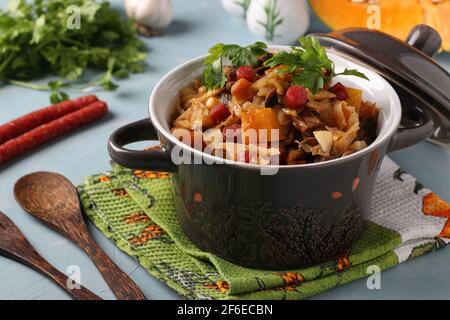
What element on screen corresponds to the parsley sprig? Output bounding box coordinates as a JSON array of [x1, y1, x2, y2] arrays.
[[204, 36, 369, 94], [203, 42, 267, 90], [265, 36, 368, 93], [203, 36, 369, 93], [0, 0, 147, 103]]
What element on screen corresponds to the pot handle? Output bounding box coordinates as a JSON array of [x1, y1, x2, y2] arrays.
[[108, 119, 177, 172], [387, 106, 434, 153], [406, 24, 442, 57]]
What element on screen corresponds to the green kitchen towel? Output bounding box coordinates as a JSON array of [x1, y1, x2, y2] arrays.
[[78, 157, 450, 299]]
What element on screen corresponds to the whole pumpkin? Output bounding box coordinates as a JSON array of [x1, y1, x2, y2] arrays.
[[308, 0, 450, 52]]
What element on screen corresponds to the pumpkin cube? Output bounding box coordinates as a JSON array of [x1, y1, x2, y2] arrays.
[[345, 87, 363, 112], [231, 78, 255, 103], [241, 108, 286, 144]]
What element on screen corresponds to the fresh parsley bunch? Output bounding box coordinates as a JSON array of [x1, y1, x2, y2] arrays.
[[203, 36, 368, 94], [0, 0, 147, 102]]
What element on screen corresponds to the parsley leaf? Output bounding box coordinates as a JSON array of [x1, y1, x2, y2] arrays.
[[203, 44, 227, 91], [203, 41, 268, 90], [50, 90, 69, 104], [264, 50, 302, 73], [264, 35, 369, 93], [204, 57, 227, 92], [298, 36, 333, 71], [292, 70, 324, 94], [227, 41, 268, 67], [333, 68, 369, 81], [48, 80, 70, 104]]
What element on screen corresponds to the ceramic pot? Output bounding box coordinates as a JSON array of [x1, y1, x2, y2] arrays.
[[108, 45, 433, 270]]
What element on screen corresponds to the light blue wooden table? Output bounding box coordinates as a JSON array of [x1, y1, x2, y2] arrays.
[[1, 0, 449, 300]]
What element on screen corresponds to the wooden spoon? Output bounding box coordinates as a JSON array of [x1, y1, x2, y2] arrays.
[[0, 211, 101, 300], [14, 172, 146, 300]]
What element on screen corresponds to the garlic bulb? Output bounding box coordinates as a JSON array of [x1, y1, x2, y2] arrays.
[[124, 0, 173, 35], [221, 0, 252, 19], [246, 0, 310, 45]]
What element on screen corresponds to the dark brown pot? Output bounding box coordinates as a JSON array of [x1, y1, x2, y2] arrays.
[[107, 42, 434, 270]]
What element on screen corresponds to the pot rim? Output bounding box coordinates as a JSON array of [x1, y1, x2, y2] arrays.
[[149, 46, 402, 170]]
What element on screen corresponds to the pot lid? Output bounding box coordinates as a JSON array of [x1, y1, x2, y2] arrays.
[[312, 25, 450, 146]]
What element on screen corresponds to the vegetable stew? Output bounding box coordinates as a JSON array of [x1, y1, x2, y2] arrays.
[[171, 37, 379, 165]]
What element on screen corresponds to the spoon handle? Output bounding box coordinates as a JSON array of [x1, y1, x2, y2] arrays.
[[77, 234, 146, 300], [1, 248, 102, 300]]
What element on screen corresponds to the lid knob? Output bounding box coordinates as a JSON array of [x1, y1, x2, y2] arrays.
[[406, 24, 442, 57]]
